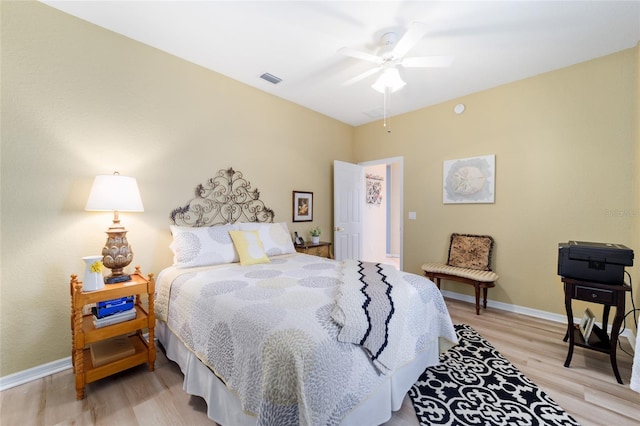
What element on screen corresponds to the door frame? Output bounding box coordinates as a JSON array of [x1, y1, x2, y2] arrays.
[[359, 156, 404, 270]]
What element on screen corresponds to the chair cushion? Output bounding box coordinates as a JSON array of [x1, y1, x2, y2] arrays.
[[447, 233, 494, 271], [421, 262, 499, 282]]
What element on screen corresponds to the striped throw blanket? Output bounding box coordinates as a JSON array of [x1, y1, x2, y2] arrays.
[[332, 259, 409, 374]]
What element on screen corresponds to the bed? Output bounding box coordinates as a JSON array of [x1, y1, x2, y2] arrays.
[[155, 168, 457, 425]]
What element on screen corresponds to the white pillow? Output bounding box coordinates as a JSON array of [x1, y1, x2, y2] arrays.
[[229, 230, 270, 266], [170, 224, 239, 268], [238, 222, 296, 256]]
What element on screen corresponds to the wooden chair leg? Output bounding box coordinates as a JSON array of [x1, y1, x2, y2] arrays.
[[474, 284, 481, 315], [483, 287, 488, 309], [426, 273, 441, 289]]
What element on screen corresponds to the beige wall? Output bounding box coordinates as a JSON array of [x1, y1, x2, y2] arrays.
[[633, 44, 640, 313], [1, 1, 638, 377], [354, 46, 639, 318], [1, 2, 353, 375]]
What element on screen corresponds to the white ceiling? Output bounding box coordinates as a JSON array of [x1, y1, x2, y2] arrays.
[[42, 1, 640, 126]]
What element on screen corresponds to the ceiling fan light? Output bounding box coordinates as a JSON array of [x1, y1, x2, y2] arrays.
[[372, 67, 406, 93]]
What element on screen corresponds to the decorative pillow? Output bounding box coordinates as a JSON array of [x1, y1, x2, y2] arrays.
[[229, 230, 270, 266], [170, 224, 239, 268], [447, 233, 494, 271], [238, 222, 296, 256]]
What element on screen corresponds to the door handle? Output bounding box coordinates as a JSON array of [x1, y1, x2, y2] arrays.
[[334, 227, 344, 232]]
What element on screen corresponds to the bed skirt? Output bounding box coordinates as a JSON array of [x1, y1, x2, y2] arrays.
[[156, 320, 440, 425], [631, 324, 639, 393]]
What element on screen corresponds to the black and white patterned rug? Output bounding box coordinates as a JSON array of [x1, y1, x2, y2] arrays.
[[408, 324, 580, 426]]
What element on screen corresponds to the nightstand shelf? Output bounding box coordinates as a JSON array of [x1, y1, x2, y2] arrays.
[[70, 266, 155, 399], [81, 333, 149, 384], [568, 323, 609, 352], [80, 304, 149, 345]]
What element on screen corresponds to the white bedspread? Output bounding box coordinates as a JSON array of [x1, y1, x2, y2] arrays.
[[631, 323, 639, 393], [155, 253, 457, 426]]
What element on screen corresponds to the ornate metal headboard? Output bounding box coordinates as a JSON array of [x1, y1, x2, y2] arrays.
[[170, 168, 275, 226]]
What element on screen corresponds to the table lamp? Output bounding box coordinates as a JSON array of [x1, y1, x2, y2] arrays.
[[85, 172, 144, 283]]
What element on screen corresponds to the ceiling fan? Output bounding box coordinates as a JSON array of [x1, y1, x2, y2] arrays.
[[338, 22, 454, 93]]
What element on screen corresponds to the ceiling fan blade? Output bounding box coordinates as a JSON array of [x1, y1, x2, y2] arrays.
[[391, 21, 429, 59], [401, 56, 454, 68], [342, 67, 381, 86], [337, 47, 382, 65]]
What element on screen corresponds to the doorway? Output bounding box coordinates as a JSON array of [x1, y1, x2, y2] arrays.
[[361, 157, 403, 270]]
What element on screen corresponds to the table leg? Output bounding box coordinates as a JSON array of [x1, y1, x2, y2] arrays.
[[610, 312, 624, 384], [601, 305, 611, 334], [563, 284, 574, 367], [73, 307, 85, 400]]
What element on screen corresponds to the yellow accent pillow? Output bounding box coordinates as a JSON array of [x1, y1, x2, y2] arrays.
[[229, 230, 270, 266]]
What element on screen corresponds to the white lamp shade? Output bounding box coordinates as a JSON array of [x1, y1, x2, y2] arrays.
[[85, 174, 144, 212], [372, 67, 406, 94]]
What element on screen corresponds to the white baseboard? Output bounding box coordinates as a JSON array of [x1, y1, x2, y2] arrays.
[[0, 357, 72, 392], [441, 290, 637, 351], [0, 333, 153, 392], [0, 298, 635, 392]]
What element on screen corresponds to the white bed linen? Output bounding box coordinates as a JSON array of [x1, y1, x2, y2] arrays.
[[155, 253, 456, 425], [157, 321, 440, 425], [631, 323, 639, 393]]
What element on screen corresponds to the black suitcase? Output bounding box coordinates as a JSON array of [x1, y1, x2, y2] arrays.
[[558, 241, 633, 284]]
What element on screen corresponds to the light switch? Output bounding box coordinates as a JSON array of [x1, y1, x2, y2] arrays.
[[408, 212, 417, 220]]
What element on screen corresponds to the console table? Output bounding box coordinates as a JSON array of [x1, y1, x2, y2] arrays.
[[562, 277, 630, 384]]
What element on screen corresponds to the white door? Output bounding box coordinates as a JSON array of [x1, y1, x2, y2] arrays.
[[333, 160, 364, 260]]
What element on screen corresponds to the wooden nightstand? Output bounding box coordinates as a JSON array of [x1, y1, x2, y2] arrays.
[[70, 266, 155, 400], [295, 241, 333, 259]]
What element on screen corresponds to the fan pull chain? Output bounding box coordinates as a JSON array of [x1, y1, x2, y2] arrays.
[[383, 88, 387, 128], [383, 87, 391, 133]]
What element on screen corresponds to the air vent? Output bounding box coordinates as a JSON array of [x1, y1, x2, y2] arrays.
[[260, 73, 282, 84]]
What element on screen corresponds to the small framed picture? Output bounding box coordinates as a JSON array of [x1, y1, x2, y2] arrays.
[[293, 191, 313, 222], [579, 308, 596, 341]]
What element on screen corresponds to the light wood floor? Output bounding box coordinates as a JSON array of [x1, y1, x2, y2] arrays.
[[1, 298, 638, 425]]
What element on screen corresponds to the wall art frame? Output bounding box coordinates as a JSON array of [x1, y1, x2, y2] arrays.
[[292, 191, 313, 222], [579, 308, 596, 341], [366, 173, 384, 205], [443, 154, 495, 204]]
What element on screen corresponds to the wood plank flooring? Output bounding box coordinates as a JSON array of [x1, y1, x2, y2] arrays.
[[1, 298, 638, 425]]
